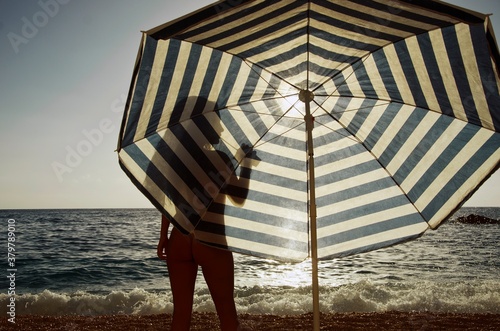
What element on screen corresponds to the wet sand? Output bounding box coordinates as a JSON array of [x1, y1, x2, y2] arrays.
[[2, 312, 499, 330]]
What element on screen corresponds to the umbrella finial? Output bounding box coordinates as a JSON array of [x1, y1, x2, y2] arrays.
[[299, 89, 314, 103]]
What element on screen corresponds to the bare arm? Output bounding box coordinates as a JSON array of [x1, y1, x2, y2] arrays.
[[157, 214, 170, 260], [224, 145, 257, 206]]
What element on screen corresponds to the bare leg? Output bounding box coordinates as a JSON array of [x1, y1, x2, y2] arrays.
[[167, 229, 198, 331], [193, 240, 239, 331]]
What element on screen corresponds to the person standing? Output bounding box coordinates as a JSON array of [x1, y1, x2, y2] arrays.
[[157, 112, 256, 330]]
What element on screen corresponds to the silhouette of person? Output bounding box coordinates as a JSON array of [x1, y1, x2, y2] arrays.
[[157, 104, 257, 331]]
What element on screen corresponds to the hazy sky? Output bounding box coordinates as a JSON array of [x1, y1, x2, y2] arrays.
[[1, 0, 499, 209]]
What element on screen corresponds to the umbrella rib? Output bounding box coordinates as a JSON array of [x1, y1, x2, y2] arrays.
[[224, 99, 306, 150], [313, 101, 427, 222], [253, 121, 305, 149], [308, 14, 482, 99], [312, 102, 362, 144], [197, 117, 304, 225], [173, 37, 304, 92], [164, 39, 308, 117], [126, 93, 305, 151], [326, 93, 497, 134], [313, 43, 495, 134]]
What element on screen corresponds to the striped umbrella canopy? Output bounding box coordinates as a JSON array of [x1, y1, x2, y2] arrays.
[[118, 0, 500, 328]]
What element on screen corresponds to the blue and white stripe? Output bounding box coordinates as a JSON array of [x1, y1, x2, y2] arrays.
[[118, 0, 500, 262]]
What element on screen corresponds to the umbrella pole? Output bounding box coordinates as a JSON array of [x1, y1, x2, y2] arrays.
[[302, 90, 320, 331], [309, 151, 320, 331]]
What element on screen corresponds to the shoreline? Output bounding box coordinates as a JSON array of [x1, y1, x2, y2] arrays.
[[1, 312, 499, 330]]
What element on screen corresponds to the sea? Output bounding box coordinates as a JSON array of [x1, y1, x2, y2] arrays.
[[0, 207, 498, 316]]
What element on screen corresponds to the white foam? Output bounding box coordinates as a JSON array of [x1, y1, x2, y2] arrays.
[[1, 289, 173, 316], [2, 280, 498, 316]]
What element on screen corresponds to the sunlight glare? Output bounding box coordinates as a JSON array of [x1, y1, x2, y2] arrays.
[[281, 94, 304, 118], [270, 259, 312, 287]]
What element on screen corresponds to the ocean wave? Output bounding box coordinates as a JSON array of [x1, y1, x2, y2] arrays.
[[1, 289, 172, 316], [2, 280, 498, 316]]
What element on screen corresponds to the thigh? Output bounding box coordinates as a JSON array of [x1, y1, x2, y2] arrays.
[[167, 228, 195, 263], [193, 241, 239, 330], [167, 229, 198, 302], [193, 240, 234, 290]]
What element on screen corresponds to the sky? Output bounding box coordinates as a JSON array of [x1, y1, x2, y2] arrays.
[[0, 0, 499, 209]]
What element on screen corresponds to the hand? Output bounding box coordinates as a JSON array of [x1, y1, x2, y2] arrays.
[[240, 143, 260, 166], [157, 236, 168, 260], [240, 143, 253, 155]]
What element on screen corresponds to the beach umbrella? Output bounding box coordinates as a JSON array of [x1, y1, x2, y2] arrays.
[[117, 1, 500, 329]]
